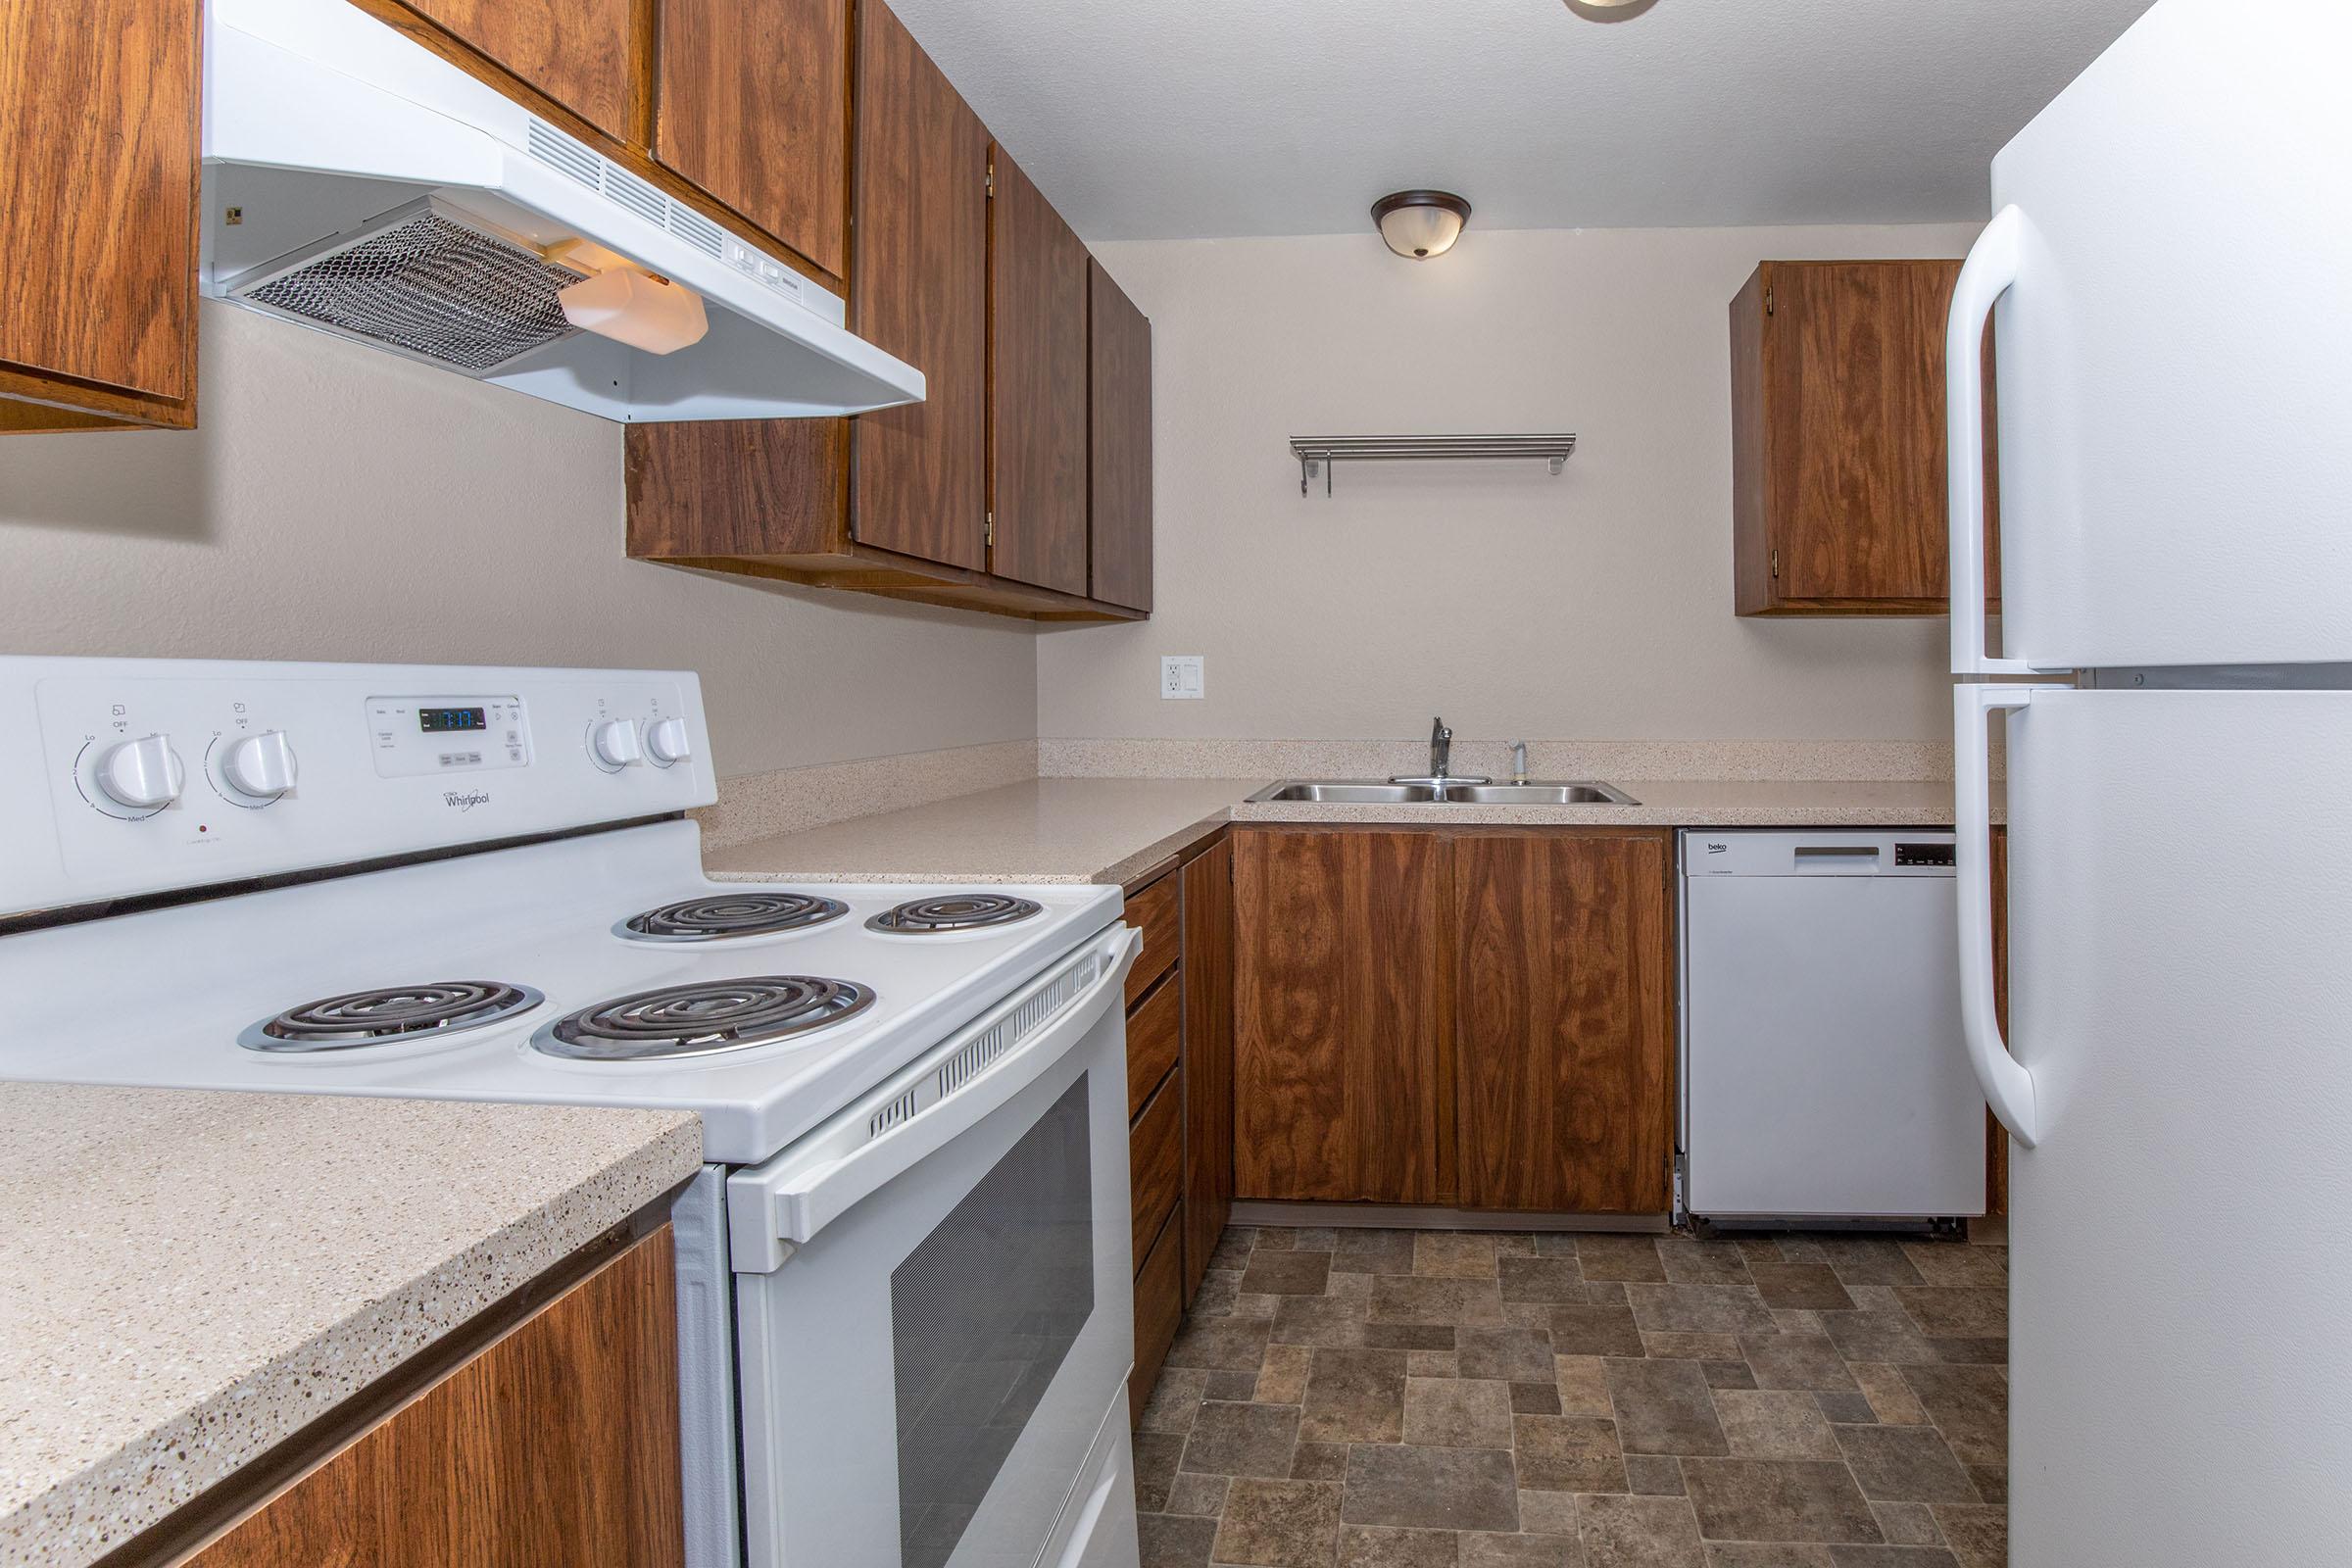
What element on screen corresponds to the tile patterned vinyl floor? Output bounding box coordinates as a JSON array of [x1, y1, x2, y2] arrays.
[[1134, 1225, 2008, 1568]]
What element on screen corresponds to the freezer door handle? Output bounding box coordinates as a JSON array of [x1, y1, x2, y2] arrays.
[[1955, 683, 2062, 1147], [1947, 207, 2040, 678]]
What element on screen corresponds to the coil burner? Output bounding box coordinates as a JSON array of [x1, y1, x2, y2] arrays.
[[536, 977, 876, 1061], [620, 892, 849, 943], [242, 982, 544, 1054], [866, 894, 1044, 935]]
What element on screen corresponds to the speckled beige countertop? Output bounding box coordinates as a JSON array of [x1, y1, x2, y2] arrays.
[[703, 776, 1997, 887], [0, 1085, 701, 1568]]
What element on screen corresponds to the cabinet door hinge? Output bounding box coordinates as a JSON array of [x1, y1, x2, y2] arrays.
[[1763, 286, 1775, 316], [1769, 548, 1781, 579], [986, 162, 996, 199], [984, 512, 995, 548]]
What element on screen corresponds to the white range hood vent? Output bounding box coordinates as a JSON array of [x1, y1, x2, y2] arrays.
[[200, 0, 925, 421]]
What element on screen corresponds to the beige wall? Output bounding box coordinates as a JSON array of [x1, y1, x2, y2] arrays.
[[0, 304, 1038, 778], [1037, 223, 1983, 747]]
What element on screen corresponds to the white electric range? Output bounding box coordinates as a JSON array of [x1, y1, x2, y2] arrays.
[[0, 657, 1144, 1568]]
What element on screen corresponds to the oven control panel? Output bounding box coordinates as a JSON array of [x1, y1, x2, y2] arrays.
[[0, 659, 716, 915], [367, 695, 531, 778]]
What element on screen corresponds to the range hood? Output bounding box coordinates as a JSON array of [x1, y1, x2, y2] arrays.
[[200, 0, 924, 421]]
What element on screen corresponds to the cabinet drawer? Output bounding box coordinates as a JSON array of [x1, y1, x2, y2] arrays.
[[1124, 874, 1180, 1006], [1129, 1210, 1182, 1418], [1129, 1072, 1183, 1268], [1125, 972, 1180, 1120]]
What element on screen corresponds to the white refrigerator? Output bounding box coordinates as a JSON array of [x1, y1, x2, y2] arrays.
[[1946, 2, 2352, 1561]]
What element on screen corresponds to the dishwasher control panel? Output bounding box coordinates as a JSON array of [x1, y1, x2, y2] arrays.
[[1681, 830, 1959, 877]]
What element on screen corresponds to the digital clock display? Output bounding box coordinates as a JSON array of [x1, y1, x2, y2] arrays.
[[418, 707, 487, 734]]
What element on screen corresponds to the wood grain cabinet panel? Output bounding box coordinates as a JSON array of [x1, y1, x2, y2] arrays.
[[1130, 1074, 1184, 1267], [656, 0, 849, 279], [1453, 831, 1676, 1214], [1125, 973, 1181, 1122], [1130, 1213, 1182, 1422], [0, 0, 200, 428], [1088, 260, 1152, 612], [1180, 837, 1235, 1303], [190, 1228, 684, 1568], [1123, 871, 1181, 1007], [399, 0, 638, 144], [989, 147, 1092, 598], [849, 0, 988, 570], [1732, 259, 2000, 615], [1233, 829, 1451, 1205]]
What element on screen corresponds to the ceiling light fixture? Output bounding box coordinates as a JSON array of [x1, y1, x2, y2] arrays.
[[1566, 0, 1660, 20], [1372, 190, 1473, 261]]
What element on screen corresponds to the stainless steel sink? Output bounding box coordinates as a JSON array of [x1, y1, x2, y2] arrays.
[[1247, 779, 1639, 807], [1250, 781, 1441, 803], [1449, 782, 1641, 806]]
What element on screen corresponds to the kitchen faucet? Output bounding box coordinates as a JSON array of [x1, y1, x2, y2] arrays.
[[1391, 717, 1490, 793]]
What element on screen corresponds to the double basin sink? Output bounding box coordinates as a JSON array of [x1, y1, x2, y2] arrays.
[[1249, 780, 1641, 806]]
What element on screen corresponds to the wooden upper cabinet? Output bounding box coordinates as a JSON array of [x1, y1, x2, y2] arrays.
[[656, 0, 849, 280], [989, 147, 1092, 598], [1731, 260, 1999, 615], [399, 0, 639, 145], [1453, 831, 1676, 1214], [1088, 260, 1153, 612], [1233, 828, 1451, 1205], [191, 1229, 684, 1567], [0, 0, 200, 429], [849, 0, 988, 571]]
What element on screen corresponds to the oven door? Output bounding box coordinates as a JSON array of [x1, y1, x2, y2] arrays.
[[726, 925, 1141, 1568]]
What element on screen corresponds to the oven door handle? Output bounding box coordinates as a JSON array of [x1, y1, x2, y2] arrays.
[[728, 924, 1142, 1273]]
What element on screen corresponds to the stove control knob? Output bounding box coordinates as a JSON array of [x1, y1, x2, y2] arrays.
[[222, 730, 299, 800], [95, 734, 185, 810], [645, 716, 692, 767], [591, 717, 643, 769]]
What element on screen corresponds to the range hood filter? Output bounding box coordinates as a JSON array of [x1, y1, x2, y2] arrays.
[[233, 201, 591, 375]]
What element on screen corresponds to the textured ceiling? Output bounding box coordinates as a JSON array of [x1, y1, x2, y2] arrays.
[[881, 0, 2159, 240]]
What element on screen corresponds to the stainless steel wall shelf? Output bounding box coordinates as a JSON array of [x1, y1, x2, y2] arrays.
[[1289, 433, 1579, 495]]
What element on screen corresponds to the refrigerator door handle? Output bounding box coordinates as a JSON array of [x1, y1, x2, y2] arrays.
[[1955, 682, 2062, 1148], [1948, 206, 2039, 677]]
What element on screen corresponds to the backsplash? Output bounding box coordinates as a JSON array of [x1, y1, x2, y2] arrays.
[[1037, 737, 1974, 782], [694, 739, 1040, 849]]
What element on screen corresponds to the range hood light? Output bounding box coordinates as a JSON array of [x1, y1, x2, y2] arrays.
[[558, 266, 709, 355], [1372, 191, 1472, 261]]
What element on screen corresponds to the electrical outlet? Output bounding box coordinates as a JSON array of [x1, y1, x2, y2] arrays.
[[1160, 656, 1204, 700]]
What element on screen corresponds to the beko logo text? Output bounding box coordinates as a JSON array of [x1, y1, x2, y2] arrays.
[[1705, 842, 1728, 855], [443, 790, 491, 811]]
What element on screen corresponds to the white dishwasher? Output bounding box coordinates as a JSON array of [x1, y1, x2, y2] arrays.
[[1678, 829, 1985, 1230]]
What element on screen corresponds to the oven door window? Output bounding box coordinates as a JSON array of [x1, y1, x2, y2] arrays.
[[892, 1075, 1094, 1567]]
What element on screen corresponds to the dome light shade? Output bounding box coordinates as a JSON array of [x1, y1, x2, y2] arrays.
[[1372, 190, 1472, 260]]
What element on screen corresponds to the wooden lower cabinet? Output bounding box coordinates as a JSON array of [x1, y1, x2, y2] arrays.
[[1179, 837, 1235, 1304], [1129, 1068, 1184, 1267], [1454, 831, 1676, 1213], [190, 1228, 684, 1567], [1130, 1212, 1183, 1417], [1232, 829, 1451, 1205], [1124, 831, 1236, 1415], [1233, 826, 1676, 1218]]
